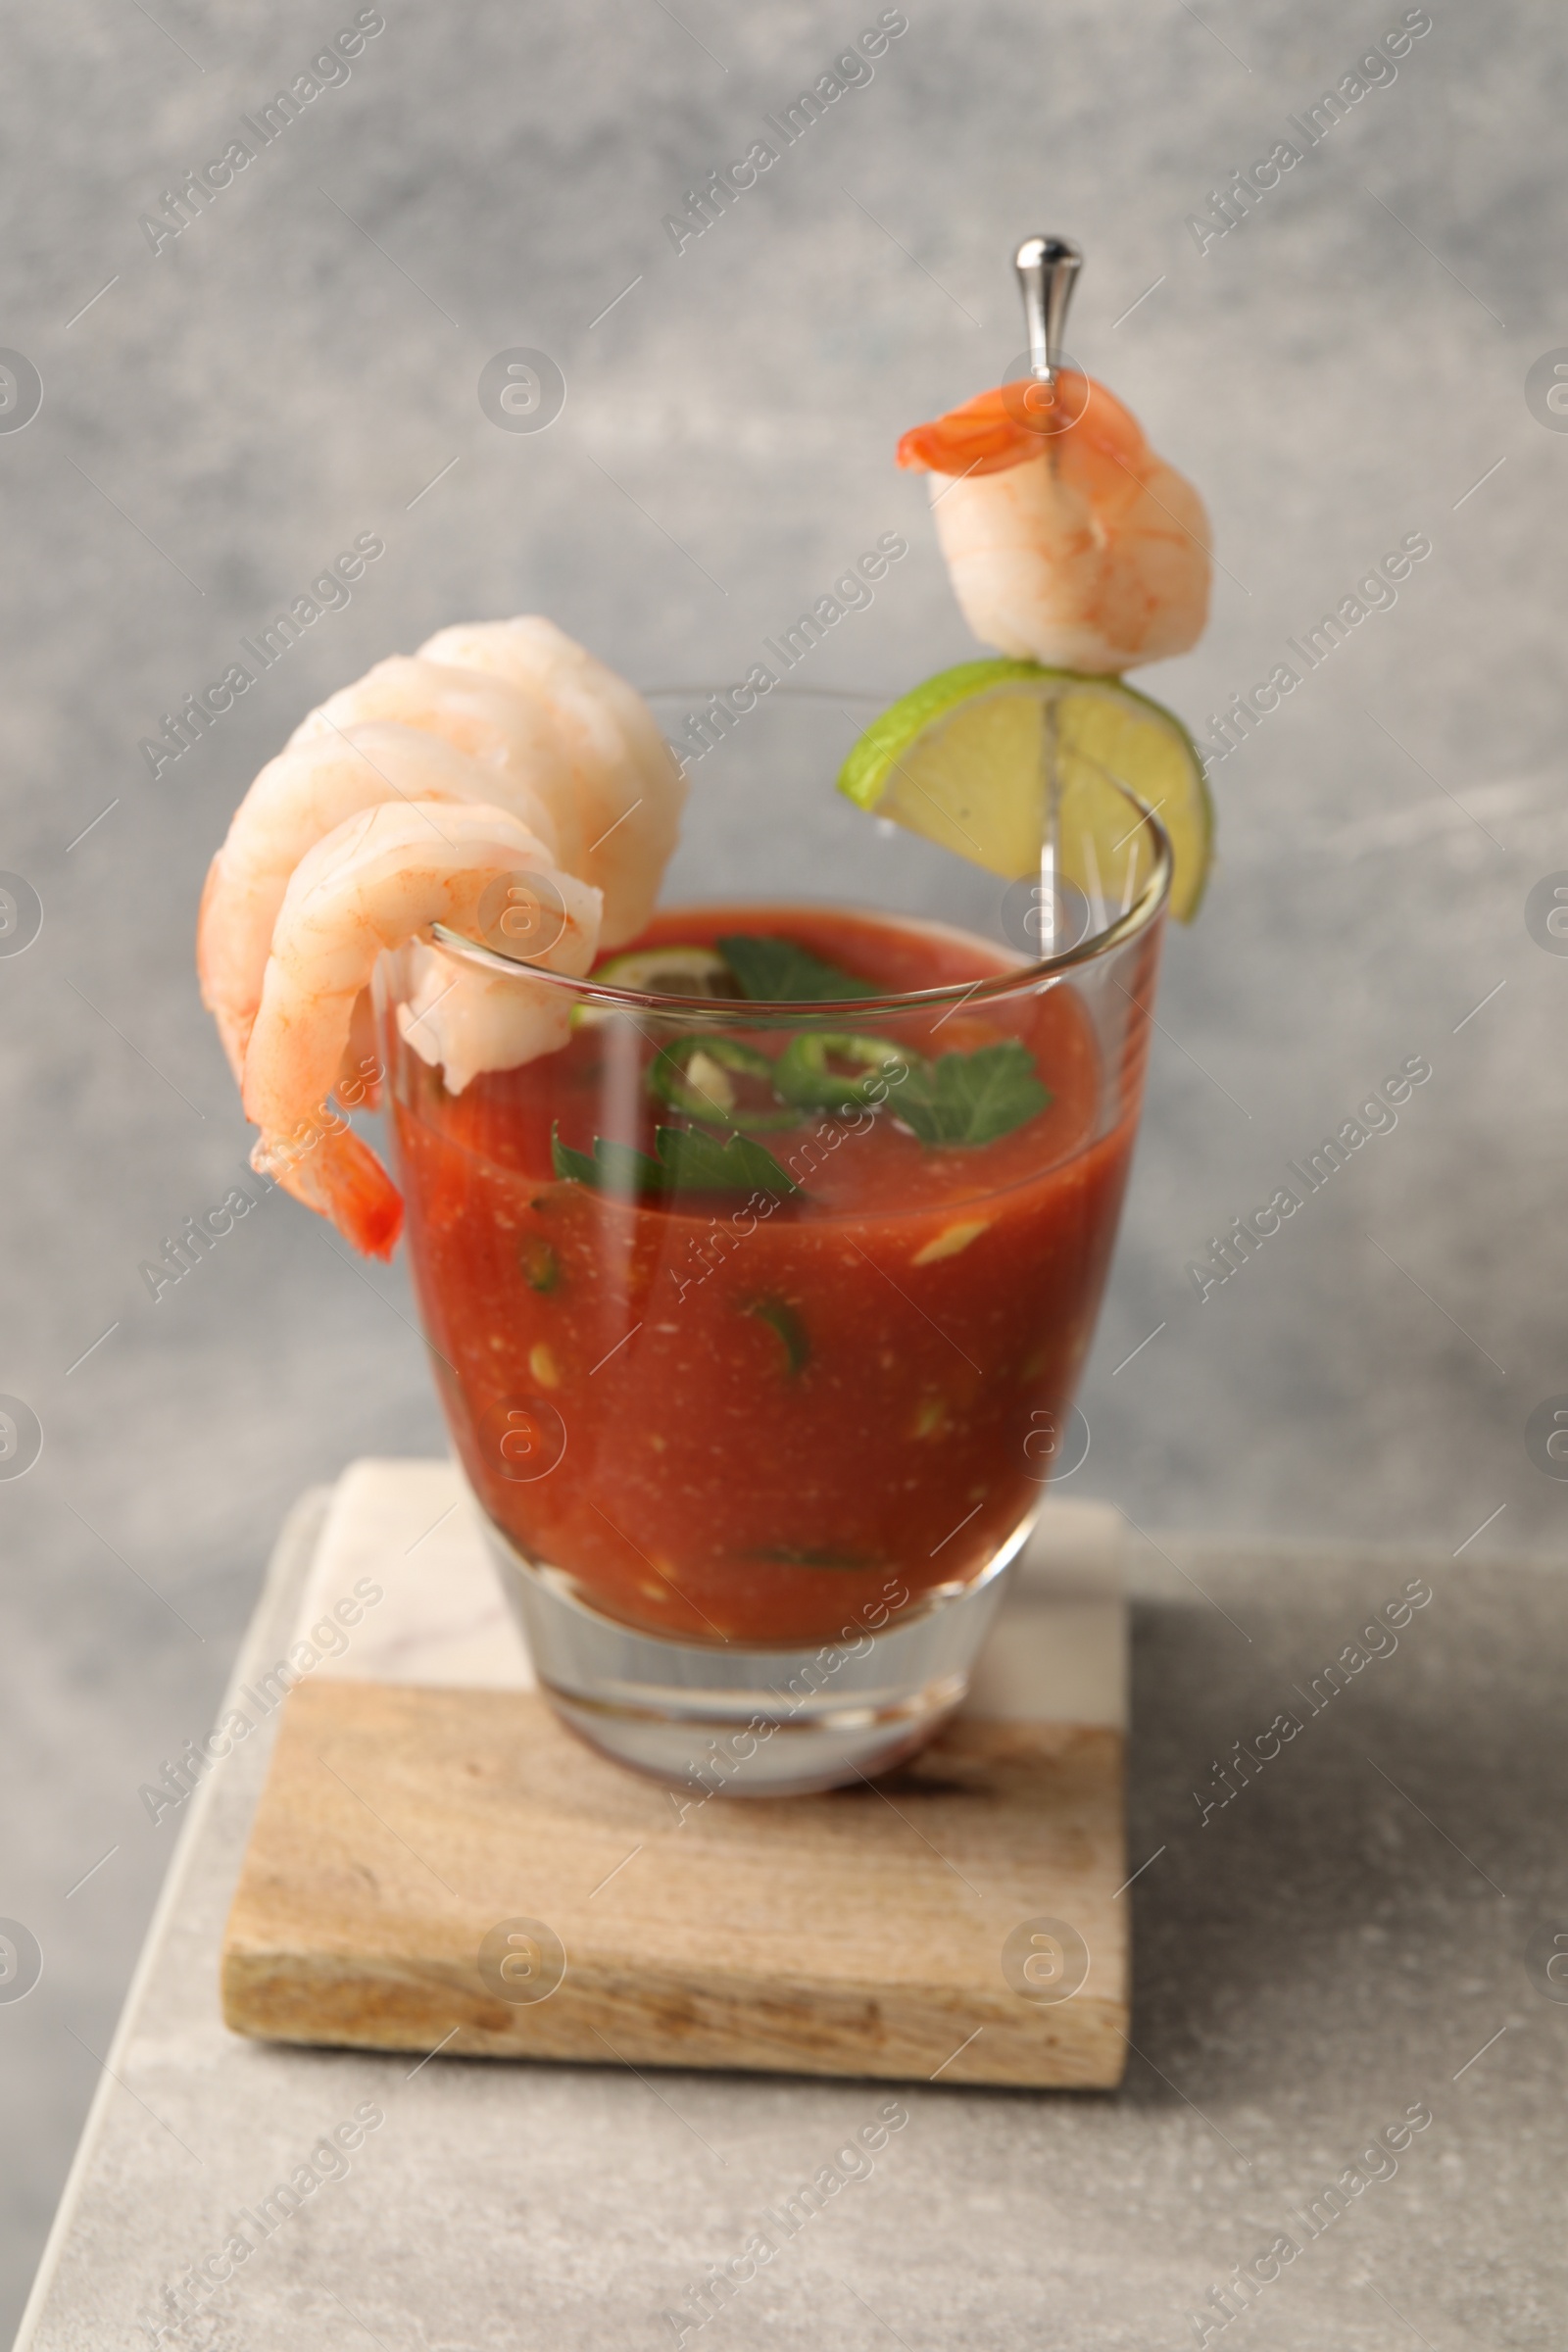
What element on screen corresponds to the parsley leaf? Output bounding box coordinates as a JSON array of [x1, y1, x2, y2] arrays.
[[717, 933, 879, 1004], [551, 1122, 799, 1197], [654, 1127, 800, 1194], [550, 1132, 656, 1192], [894, 1041, 1052, 1147]]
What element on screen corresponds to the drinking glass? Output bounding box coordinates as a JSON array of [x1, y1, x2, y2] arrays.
[[373, 687, 1168, 1793]]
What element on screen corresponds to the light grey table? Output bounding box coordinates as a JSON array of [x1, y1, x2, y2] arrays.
[[14, 1495, 1565, 2352]]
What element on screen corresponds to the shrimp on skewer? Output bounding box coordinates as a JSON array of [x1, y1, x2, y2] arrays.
[[197, 721, 561, 1084], [242, 801, 601, 1254], [898, 240, 1209, 673], [418, 616, 685, 948], [899, 373, 1209, 672]]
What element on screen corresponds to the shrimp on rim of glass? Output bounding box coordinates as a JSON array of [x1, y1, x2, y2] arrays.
[[197, 720, 561, 1085], [198, 616, 683, 1233], [240, 800, 602, 1257], [897, 238, 1210, 674], [416, 615, 686, 949]]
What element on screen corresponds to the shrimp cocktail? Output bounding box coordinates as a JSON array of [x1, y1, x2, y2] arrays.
[[198, 235, 1216, 1791]]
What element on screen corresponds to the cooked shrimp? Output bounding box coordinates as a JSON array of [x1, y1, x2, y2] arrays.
[[201, 620, 678, 1249], [395, 937, 567, 1099], [242, 801, 601, 1254], [197, 721, 560, 1083], [897, 371, 1210, 672], [418, 616, 685, 948], [289, 657, 589, 874]]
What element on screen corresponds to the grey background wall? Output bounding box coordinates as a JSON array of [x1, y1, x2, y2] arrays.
[[1, 0, 1563, 2330]]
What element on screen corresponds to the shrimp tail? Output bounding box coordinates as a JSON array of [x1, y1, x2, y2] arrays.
[[252, 1125, 404, 1259], [897, 372, 1153, 479], [897, 382, 1063, 478]]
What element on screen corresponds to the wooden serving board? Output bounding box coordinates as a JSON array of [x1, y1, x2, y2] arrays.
[[220, 1461, 1129, 2088]]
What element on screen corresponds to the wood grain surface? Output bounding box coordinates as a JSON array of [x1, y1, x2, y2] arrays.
[[221, 1679, 1127, 2087]]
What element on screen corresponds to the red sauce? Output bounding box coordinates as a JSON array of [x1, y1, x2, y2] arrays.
[[390, 906, 1151, 1645]]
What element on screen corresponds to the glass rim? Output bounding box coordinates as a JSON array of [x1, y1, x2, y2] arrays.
[[425, 781, 1172, 1020]]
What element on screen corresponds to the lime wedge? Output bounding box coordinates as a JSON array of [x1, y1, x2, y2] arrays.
[[573, 941, 741, 1028], [590, 944, 740, 997], [837, 661, 1213, 922]]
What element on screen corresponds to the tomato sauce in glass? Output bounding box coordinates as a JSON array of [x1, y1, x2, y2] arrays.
[[390, 906, 1146, 1646]]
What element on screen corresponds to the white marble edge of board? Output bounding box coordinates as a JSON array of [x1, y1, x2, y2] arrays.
[[288, 1457, 1128, 1731]]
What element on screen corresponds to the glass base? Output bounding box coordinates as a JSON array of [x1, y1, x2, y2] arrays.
[[483, 1522, 1028, 1796]]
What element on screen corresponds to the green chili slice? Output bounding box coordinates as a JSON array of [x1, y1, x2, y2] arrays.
[[647, 1035, 800, 1131], [747, 1296, 810, 1376], [520, 1238, 560, 1294], [771, 1032, 909, 1112]]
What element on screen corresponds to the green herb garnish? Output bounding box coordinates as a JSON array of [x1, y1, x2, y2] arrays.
[[551, 1122, 800, 1197], [717, 933, 879, 1004], [894, 1041, 1052, 1147], [747, 1297, 810, 1375]]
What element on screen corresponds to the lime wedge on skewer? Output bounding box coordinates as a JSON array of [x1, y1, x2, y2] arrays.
[[837, 661, 1214, 922]]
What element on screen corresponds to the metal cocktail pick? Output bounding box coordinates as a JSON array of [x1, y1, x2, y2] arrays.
[[1012, 236, 1085, 956], [1014, 234, 1082, 386]]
